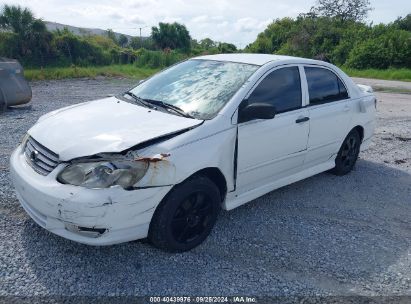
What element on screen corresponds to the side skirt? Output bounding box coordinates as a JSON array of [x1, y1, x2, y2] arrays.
[[223, 160, 335, 211]]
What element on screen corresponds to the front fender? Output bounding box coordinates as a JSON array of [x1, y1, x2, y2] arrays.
[[134, 154, 177, 187], [134, 120, 237, 191]]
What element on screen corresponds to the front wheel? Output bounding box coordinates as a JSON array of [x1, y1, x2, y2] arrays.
[[148, 175, 221, 252], [330, 129, 361, 176]]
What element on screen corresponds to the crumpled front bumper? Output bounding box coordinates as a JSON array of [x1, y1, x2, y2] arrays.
[[10, 146, 172, 245]]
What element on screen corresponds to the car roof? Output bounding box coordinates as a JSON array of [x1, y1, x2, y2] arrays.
[[193, 53, 322, 66]]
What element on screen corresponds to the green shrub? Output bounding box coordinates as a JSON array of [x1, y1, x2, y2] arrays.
[[0, 32, 18, 58], [246, 15, 411, 69], [346, 30, 411, 69], [53, 31, 110, 66], [134, 49, 186, 68]]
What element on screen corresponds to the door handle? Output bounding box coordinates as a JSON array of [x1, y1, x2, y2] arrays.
[[295, 117, 310, 123]]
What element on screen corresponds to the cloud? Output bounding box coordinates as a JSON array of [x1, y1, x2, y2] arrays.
[[108, 12, 123, 20], [211, 16, 224, 21], [216, 21, 229, 28], [129, 15, 145, 24], [129, 0, 154, 9], [191, 15, 208, 23], [235, 17, 256, 32], [161, 16, 183, 23], [234, 17, 270, 33]]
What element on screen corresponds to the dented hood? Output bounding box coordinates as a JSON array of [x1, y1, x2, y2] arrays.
[[28, 97, 202, 161]]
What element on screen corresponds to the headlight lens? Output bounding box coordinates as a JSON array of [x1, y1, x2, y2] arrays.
[[57, 160, 149, 189]]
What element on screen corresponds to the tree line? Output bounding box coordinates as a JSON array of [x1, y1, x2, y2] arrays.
[[1, 1, 410, 70], [0, 5, 236, 68], [245, 1, 411, 69]]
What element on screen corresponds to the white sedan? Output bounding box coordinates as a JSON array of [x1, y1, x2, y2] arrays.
[[10, 54, 376, 251]]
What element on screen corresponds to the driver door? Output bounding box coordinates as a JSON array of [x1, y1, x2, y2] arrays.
[[236, 66, 309, 194]]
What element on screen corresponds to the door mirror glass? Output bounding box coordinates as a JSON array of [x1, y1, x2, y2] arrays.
[[239, 102, 276, 123]]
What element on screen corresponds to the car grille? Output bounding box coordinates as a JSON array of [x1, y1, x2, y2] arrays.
[[24, 136, 59, 176]]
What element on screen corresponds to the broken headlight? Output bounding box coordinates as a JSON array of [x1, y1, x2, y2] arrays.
[[57, 159, 149, 189]]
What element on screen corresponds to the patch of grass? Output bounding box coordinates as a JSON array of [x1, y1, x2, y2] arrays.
[[24, 65, 159, 81], [25, 65, 411, 83], [342, 67, 411, 82]]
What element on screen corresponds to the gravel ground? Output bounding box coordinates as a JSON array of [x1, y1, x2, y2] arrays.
[[0, 77, 410, 297]]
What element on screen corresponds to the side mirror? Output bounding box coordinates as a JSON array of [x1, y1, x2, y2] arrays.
[[239, 102, 276, 123]]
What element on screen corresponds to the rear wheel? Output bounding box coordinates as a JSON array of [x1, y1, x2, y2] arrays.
[[331, 129, 361, 176], [148, 175, 221, 252], [0, 89, 6, 112]]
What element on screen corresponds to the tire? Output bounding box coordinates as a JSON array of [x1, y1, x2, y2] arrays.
[[330, 129, 361, 176], [0, 88, 6, 113], [0, 100, 5, 112], [148, 175, 221, 252]]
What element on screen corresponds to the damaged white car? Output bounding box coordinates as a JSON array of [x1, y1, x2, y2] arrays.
[[10, 54, 376, 251]]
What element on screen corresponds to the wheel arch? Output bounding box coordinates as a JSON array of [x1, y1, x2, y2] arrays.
[[153, 166, 228, 214], [161, 167, 228, 204], [187, 167, 228, 203]]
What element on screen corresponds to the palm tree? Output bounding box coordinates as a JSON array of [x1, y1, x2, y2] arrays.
[[0, 5, 36, 36], [151, 22, 191, 51], [0, 5, 50, 63]]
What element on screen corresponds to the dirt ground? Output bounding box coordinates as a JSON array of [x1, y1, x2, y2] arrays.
[[0, 77, 410, 297], [353, 77, 411, 171]]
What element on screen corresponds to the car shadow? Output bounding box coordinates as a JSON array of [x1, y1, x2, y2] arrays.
[[20, 159, 411, 295], [1, 104, 35, 116]]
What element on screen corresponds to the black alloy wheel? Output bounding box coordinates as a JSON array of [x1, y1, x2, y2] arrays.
[[149, 175, 221, 252], [331, 129, 361, 175], [171, 192, 213, 244]]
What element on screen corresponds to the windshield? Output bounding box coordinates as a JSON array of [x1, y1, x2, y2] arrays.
[[129, 59, 259, 120]]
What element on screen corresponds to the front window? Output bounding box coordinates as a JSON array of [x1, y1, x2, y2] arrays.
[[246, 66, 302, 113], [129, 59, 259, 120]]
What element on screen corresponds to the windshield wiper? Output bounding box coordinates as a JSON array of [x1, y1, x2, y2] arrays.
[[124, 91, 154, 109], [125, 92, 194, 119], [142, 98, 195, 119]]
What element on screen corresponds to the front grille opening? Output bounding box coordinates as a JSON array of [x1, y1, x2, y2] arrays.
[[24, 136, 59, 176], [65, 223, 107, 238], [78, 226, 107, 234]]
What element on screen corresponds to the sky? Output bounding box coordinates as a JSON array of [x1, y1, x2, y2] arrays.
[[1, 0, 410, 47]]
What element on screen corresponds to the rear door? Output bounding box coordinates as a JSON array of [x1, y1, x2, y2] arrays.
[[303, 66, 352, 168]]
